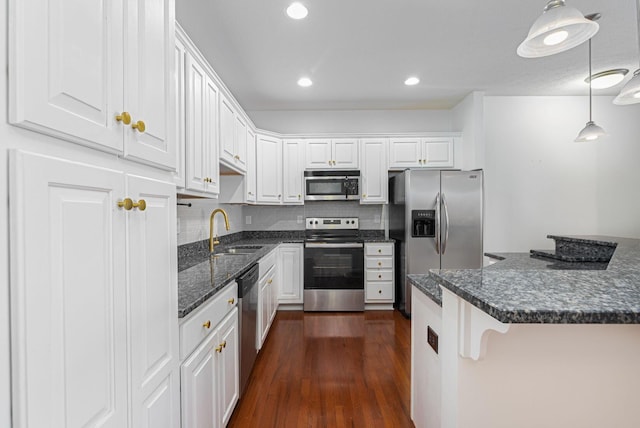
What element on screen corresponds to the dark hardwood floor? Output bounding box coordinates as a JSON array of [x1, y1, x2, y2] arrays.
[[228, 310, 414, 428]]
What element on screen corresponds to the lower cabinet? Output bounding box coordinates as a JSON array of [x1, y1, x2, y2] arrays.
[[9, 150, 179, 428], [277, 244, 304, 304], [364, 242, 395, 306], [180, 283, 239, 428], [257, 250, 278, 350]]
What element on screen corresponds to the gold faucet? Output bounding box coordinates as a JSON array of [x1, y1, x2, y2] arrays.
[[209, 208, 230, 253]]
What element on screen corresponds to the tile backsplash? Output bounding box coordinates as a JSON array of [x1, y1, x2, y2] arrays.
[[177, 198, 386, 245]]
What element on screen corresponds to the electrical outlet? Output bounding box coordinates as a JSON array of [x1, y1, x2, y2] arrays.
[[374, 214, 381, 224], [427, 326, 439, 354], [297, 215, 303, 224], [245, 215, 252, 225]]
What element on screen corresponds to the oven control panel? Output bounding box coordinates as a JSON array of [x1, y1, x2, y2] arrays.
[[306, 217, 359, 230]]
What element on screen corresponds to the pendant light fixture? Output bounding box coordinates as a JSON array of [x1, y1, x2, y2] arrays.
[[576, 15, 606, 142], [613, 0, 640, 105], [518, 0, 599, 58]]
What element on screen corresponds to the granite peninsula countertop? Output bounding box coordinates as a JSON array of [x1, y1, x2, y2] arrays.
[[409, 235, 640, 324], [178, 230, 390, 318]]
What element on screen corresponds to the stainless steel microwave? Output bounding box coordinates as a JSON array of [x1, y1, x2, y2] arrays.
[[304, 170, 360, 201]]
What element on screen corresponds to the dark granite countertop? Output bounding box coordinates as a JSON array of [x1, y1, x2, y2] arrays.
[[178, 230, 390, 318], [410, 235, 640, 324]]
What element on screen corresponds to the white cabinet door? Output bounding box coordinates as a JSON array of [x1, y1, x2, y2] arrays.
[[277, 244, 304, 304], [123, 0, 176, 169], [332, 139, 359, 168], [181, 333, 218, 428], [389, 138, 422, 168], [246, 128, 257, 203], [360, 138, 388, 204], [9, 151, 128, 428], [10, 0, 124, 153], [217, 309, 239, 427], [256, 135, 283, 204], [173, 36, 187, 188], [127, 175, 179, 428], [282, 139, 304, 204], [305, 139, 332, 169], [185, 52, 219, 196], [10, 0, 176, 170], [257, 271, 272, 350], [269, 267, 279, 324], [219, 95, 236, 165], [235, 117, 248, 171], [422, 138, 454, 168]]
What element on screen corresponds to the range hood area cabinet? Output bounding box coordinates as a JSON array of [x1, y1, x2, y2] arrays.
[[389, 137, 454, 169], [10, 0, 176, 171]]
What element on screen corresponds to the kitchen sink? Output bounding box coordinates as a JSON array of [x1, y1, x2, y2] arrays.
[[219, 246, 263, 255]]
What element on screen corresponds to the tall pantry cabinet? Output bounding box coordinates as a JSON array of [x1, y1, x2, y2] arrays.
[[7, 1, 180, 427]]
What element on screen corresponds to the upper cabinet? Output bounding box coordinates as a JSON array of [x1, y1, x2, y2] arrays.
[[305, 139, 359, 169], [389, 137, 454, 169], [256, 134, 283, 204], [219, 94, 247, 173], [184, 51, 219, 195], [282, 140, 305, 204], [360, 139, 389, 204], [9, 0, 176, 170]]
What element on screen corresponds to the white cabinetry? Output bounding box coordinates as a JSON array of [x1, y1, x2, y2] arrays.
[[180, 283, 239, 428], [219, 95, 247, 173], [173, 34, 187, 188], [277, 244, 304, 304], [389, 137, 453, 169], [360, 138, 389, 204], [364, 243, 394, 306], [9, 0, 176, 170], [9, 151, 179, 428], [257, 250, 278, 350], [246, 128, 257, 203], [282, 140, 305, 204], [256, 134, 283, 204], [184, 51, 219, 195], [305, 139, 359, 169]]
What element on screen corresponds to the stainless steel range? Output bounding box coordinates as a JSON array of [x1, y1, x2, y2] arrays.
[[303, 217, 364, 312]]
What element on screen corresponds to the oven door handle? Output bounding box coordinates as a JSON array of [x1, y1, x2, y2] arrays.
[[304, 242, 364, 248]]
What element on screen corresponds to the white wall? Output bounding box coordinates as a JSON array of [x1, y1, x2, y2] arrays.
[[483, 96, 640, 253], [247, 109, 453, 134], [452, 91, 485, 170]]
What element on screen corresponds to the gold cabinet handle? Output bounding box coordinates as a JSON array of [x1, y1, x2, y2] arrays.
[[228, 298, 235, 305], [203, 320, 211, 329], [268, 278, 273, 284], [221, 340, 227, 348], [423, 159, 427, 164], [215, 345, 223, 353], [234, 155, 240, 160], [378, 274, 382, 279], [327, 160, 332, 165], [378, 290, 382, 294], [298, 194, 301, 199], [133, 199, 146, 211], [378, 261, 382, 266], [115, 112, 131, 124], [131, 120, 146, 133], [363, 194, 367, 198], [118, 198, 134, 211], [378, 249, 382, 253]]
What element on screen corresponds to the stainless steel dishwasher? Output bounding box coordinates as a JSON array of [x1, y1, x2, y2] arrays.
[[237, 264, 259, 397]]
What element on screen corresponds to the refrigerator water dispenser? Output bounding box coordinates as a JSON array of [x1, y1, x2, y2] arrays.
[[411, 210, 435, 237]]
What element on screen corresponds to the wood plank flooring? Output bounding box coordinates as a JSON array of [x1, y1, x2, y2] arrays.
[[228, 310, 414, 428]]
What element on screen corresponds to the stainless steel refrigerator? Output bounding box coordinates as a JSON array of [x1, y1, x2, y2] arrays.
[[389, 169, 483, 317]]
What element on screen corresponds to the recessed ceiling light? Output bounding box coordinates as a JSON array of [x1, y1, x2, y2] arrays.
[[404, 77, 420, 86], [585, 69, 629, 89], [286, 2, 308, 20], [297, 77, 313, 87]]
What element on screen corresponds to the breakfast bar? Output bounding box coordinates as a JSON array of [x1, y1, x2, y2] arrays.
[[409, 235, 640, 428]]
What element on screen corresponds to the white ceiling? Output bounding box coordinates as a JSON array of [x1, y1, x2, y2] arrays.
[[176, 0, 639, 111]]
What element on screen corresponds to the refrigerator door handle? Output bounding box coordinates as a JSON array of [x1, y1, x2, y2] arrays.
[[442, 193, 450, 254], [435, 192, 441, 254]]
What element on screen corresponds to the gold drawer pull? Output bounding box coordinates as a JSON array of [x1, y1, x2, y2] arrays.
[[221, 340, 227, 348], [378, 249, 382, 253], [228, 298, 235, 305], [115, 112, 131, 124], [203, 320, 211, 329], [117, 198, 145, 211], [377, 262, 382, 266], [378, 290, 382, 294], [378, 274, 382, 279], [268, 279, 273, 284], [215, 345, 223, 353]]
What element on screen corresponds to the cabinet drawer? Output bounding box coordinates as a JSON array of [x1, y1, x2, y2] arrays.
[[365, 257, 393, 269], [366, 282, 394, 301], [366, 270, 393, 282], [259, 249, 277, 278], [180, 281, 238, 360], [365, 243, 393, 256]]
